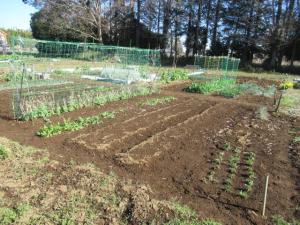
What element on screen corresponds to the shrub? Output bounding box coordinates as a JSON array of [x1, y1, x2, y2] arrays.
[[294, 81, 300, 89], [279, 81, 294, 90]]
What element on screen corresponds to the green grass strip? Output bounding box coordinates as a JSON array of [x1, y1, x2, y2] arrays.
[[37, 111, 115, 137]]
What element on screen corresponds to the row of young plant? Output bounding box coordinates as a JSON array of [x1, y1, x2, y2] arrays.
[[202, 148, 226, 184], [202, 142, 257, 199], [17, 85, 157, 121], [37, 111, 115, 137], [239, 152, 256, 199], [224, 147, 241, 193]]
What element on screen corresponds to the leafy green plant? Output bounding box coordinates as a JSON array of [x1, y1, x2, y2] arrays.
[[218, 86, 242, 98], [244, 152, 256, 166], [239, 190, 248, 199], [203, 150, 226, 184], [185, 78, 236, 95], [294, 136, 300, 143], [228, 154, 240, 173], [213, 152, 224, 168], [240, 151, 256, 198], [138, 96, 176, 107], [223, 142, 232, 151], [37, 111, 115, 137], [224, 148, 241, 192], [160, 69, 188, 83]]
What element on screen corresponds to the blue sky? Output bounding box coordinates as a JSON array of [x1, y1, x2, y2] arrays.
[[0, 0, 37, 30]]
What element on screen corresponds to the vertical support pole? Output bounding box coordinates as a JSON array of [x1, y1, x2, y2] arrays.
[[262, 175, 269, 217]]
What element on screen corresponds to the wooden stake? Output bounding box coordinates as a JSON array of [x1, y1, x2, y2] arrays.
[[262, 175, 269, 217]]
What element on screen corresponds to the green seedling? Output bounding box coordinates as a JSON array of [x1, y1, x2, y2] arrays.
[[239, 190, 249, 199], [245, 152, 256, 166], [223, 142, 232, 151], [233, 148, 241, 154], [203, 171, 216, 184], [213, 152, 224, 168]]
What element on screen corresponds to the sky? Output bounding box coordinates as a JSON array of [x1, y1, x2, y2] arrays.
[[0, 0, 37, 30]]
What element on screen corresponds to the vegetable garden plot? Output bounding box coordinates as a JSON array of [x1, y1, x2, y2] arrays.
[[0, 77, 298, 225], [12, 84, 156, 120]]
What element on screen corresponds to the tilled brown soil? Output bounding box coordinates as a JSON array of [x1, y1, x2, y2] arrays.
[[0, 80, 299, 225]]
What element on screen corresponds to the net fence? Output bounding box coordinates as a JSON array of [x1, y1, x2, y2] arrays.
[[10, 37, 161, 66], [194, 56, 240, 75]]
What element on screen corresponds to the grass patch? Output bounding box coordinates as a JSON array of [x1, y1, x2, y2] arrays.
[[165, 201, 222, 225], [138, 96, 176, 107], [37, 111, 115, 137], [0, 137, 223, 225], [0, 146, 8, 160], [281, 96, 298, 107], [272, 215, 300, 225], [0, 204, 31, 225]]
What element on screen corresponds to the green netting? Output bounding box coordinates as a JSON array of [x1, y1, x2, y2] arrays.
[[191, 56, 241, 89], [10, 37, 161, 66], [194, 56, 240, 76]]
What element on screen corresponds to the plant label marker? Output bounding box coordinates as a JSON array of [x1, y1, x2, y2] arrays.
[[262, 175, 269, 217]]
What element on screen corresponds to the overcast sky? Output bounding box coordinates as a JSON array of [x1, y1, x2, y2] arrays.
[[0, 0, 36, 30]]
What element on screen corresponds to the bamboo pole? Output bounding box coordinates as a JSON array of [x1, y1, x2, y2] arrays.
[[262, 175, 269, 217]]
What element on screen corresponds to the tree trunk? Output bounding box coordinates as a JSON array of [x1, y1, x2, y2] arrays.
[[211, 0, 221, 54], [136, 0, 141, 47], [174, 8, 179, 67], [157, 0, 161, 48], [194, 0, 202, 56], [203, 0, 211, 54], [97, 2, 103, 43], [162, 0, 172, 55], [242, 0, 255, 68], [186, 1, 193, 58], [269, 0, 283, 70], [290, 41, 296, 67]]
